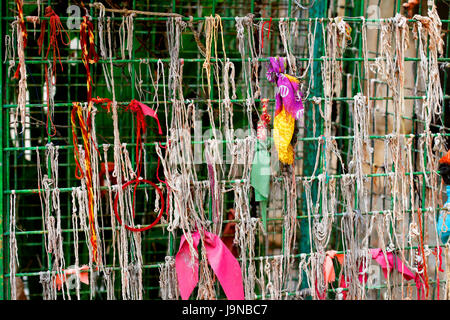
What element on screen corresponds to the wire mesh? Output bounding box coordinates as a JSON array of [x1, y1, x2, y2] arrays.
[[1, 0, 450, 300]]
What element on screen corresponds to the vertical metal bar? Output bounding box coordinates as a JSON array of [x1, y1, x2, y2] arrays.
[[0, 0, 5, 301], [301, 0, 326, 258], [208, 0, 217, 225], [4, 0, 11, 300], [66, 17, 73, 269], [443, 6, 450, 126], [45, 0, 52, 276]]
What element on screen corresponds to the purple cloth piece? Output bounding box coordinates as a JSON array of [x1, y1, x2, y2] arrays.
[[266, 57, 286, 83], [266, 57, 304, 120]]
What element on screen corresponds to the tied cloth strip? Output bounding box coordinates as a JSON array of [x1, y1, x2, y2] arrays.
[[369, 248, 416, 282], [320, 250, 344, 300], [324, 250, 344, 284], [322, 249, 422, 300], [37, 6, 70, 136], [250, 99, 271, 231], [13, 0, 27, 79], [175, 230, 245, 300], [113, 99, 166, 232], [266, 57, 304, 165], [369, 248, 425, 300], [438, 149, 450, 243]]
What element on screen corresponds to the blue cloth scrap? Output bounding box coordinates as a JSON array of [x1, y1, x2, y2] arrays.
[[437, 185, 450, 244]]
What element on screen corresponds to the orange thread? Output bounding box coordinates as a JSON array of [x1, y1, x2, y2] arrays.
[[71, 102, 98, 263]]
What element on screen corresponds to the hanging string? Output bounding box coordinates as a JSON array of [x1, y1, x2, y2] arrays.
[[36, 6, 69, 136], [125, 99, 162, 179], [37, 6, 70, 77], [4, 31, 16, 78], [14, 16, 27, 135], [69, 13, 102, 265], [44, 62, 56, 137], [13, 0, 27, 80], [159, 256, 179, 300], [416, 208, 430, 298], [80, 14, 99, 103], [71, 188, 81, 300], [112, 100, 165, 232], [9, 192, 18, 300], [71, 102, 99, 263]]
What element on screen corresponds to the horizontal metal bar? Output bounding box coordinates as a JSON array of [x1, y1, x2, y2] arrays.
[[256, 278, 445, 298], [3, 169, 439, 195], [4, 131, 449, 152], [4, 95, 450, 109], [4, 243, 441, 278], [1, 16, 449, 23], [4, 57, 450, 65], [4, 205, 443, 237]]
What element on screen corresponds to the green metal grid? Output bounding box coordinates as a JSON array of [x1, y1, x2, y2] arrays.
[[0, 0, 449, 300]]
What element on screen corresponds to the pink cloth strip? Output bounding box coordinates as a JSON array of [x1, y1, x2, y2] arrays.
[[128, 99, 163, 134], [175, 230, 245, 300], [370, 248, 415, 280]]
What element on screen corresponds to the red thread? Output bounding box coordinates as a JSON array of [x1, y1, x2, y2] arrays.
[[125, 100, 163, 179], [37, 6, 70, 77], [117, 100, 168, 233], [92, 97, 113, 113], [261, 98, 271, 125], [261, 18, 272, 50], [37, 6, 70, 136], [433, 246, 444, 273], [113, 178, 165, 232]]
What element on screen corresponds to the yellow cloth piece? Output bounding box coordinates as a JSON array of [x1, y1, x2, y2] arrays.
[[284, 73, 299, 84], [273, 107, 295, 165]]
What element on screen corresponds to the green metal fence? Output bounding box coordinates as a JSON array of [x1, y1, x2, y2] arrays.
[[1, 0, 449, 300]]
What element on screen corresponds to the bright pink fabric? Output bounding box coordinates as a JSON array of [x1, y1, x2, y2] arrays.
[[175, 232, 201, 300], [128, 99, 163, 134], [333, 249, 419, 300], [370, 248, 415, 280], [175, 230, 244, 300]]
